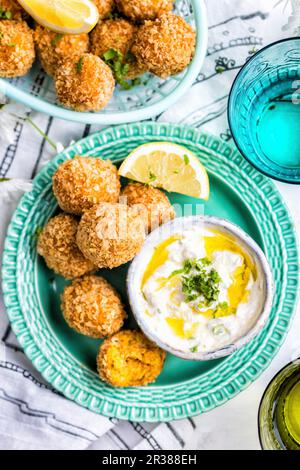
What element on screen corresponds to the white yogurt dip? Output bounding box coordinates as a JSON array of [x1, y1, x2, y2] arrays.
[[137, 226, 265, 354]]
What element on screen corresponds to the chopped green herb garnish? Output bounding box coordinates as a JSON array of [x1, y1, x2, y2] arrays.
[[51, 33, 63, 47], [76, 56, 84, 73], [148, 171, 157, 183], [216, 66, 225, 74], [173, 169, 180, 174], [0, 177, 9, 182], [103, 48, 119, 61], [183, 154, 190, 165], [102, 48, 141, 90], [199, 257, 211, 266], [190, 345, 198, 353], [218, 301, 229, 310], [174, 257, 221, 305], [132, 77, 142, 87], [107, 11, 121, 20], [0, 8, 12, 19], [125, 51, 135, 62], [34, 226, 43, 239]]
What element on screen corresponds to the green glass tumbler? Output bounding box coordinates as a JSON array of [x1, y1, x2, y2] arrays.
[[258, 360, 300, 450]]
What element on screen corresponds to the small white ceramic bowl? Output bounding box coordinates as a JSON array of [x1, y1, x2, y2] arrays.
[[127, 216, 274, 361]]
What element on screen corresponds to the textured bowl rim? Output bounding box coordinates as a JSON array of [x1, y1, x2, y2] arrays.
[[228, 37, 300, 184], [0, 0, 208, 125], [127, 215, 275, 361]]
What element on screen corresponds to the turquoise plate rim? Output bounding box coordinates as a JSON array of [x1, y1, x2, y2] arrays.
[[2, 122, 299, 422], [0, 0, 208, 125]]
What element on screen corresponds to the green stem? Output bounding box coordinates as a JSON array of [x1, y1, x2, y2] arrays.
[[26, 116, 57, 150]]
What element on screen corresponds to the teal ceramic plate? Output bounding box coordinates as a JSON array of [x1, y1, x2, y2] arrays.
[[2, 123, 299, 422]]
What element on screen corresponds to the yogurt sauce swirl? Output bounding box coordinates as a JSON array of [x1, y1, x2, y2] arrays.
[[139, 227, 265, 353]]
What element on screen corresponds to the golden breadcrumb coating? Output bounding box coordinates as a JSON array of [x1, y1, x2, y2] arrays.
[[115, 0, 173, 22], [124, 56, 146, 80], [121, 182, 175, 233], [0, 20, 35, 77], [37, 213, 96, 279], [90, 18, 136, 58], [55, 53, 115, 112], [132, 13, 196, 78], [97, 330, 166, 387], [34, 26, 89, 77], [76, 202, 146, 269], [93, 0, 114, 19], [0, 0, 26, 20], [61, 275, 127, 338], [53, 156, 121, 215]]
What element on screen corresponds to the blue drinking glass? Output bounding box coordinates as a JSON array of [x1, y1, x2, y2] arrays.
[[228, 38, 300, 184]]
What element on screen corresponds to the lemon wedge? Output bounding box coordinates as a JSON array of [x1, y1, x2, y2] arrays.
[[18, 0, 99, 34], [119, 142, 210, 200]]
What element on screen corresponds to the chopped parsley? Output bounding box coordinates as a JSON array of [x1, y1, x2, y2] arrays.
[[107, 11, 121, 20], [102, 48, 141, 90], [0, 8, 12, 19], [34, 226, 43, 240], [76, 56, 84, 73], [183, 154, 190, 165], [190, 345, 198, 353], [148, 171, 157, 183], [51, 33, 63, 47], [170, 257, 221, 305]]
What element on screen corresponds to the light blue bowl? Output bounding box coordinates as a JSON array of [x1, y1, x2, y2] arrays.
[[0, 0, 208, 125]]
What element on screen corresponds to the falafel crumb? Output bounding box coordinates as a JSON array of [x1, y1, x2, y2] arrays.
[[61, 275, 127, 338]]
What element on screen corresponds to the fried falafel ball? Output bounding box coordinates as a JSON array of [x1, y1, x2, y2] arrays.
[[90, 18, 136, 58], [0, 0, 26, 20], [37, 213, 96, 279], [55, 53, 115, 112], [61, 275, 127, 338], [132, 13, 196, 78], [123, 57, 146, 80], [115, 0, 173, 22], [34, 26, 89, 77], [121, 182, 175, 233], [97, 330, 166, 387], [76, 202, 146, 269], [0, 20, 35, 77], [93, 0, 114, 19], [52, 156, 121, 216]]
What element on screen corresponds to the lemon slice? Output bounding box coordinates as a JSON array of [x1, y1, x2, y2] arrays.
[[18, 0, 99, 34], [119, 142, 210, 200]]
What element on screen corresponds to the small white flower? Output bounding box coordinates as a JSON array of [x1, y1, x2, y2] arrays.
[[0, 178, 32, 204], [276, 0, 300, 34], [56, 142, 65, 153], [0, 112, 18, 145], [0, 100, 31, 146]]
